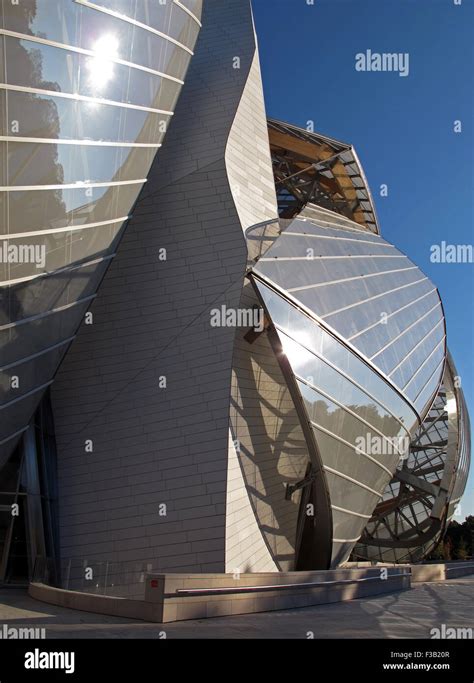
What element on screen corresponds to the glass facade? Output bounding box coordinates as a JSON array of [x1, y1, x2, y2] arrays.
[[354, 354, 471, 564], [253, 214, 445, 421], [268, 119, 379, 233], [251, 277, 419, 566], [231, 118, 468, 569], [0, 5, 468, 583], [229, 281, 332, 571], [0, 0, 201, 464]]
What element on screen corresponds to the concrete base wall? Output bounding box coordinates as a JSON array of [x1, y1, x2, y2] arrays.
[[28, 583, 158, 622], [29, 567, 410, 624], [153, 569, 410, 622], [411, 562, 474, 582], [445, 562, 474, 579]]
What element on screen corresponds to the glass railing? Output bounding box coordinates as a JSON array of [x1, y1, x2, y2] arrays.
[[245, 218, 288, 264], [32, 557, 152, 599]]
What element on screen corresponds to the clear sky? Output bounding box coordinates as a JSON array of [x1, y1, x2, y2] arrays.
[[252, 0, 474, 517]]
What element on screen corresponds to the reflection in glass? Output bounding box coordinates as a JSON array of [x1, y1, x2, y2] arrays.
[[86, 34, 119, 91], [252, 276, 425, 566], [0, 0, 200, 464], [254, 214, 445, 420]]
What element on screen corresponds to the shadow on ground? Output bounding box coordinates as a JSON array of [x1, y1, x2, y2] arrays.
[[0, 578, 472, 639]]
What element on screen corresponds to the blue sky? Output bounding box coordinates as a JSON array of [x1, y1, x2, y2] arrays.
[[253, 0, 474, 517]]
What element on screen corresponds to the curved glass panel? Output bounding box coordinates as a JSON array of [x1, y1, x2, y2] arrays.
[[354, 353, 471, 563], [253, 277, 421, 566], [253, 216, 445, 420], [5, 91, 171, 145], [178, 0, 203, 22], [0, 0, 200, 464], [229, 282, 327, 570]]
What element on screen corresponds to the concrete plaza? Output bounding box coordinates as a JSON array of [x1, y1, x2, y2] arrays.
[[0, 577, 472, 639]]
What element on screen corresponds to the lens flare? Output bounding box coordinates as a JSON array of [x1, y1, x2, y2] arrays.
[[86, 34, 119, 90]]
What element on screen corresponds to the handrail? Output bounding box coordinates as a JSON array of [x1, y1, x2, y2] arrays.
[[245, 217, 281, 238], [170, 572, 411, 597]]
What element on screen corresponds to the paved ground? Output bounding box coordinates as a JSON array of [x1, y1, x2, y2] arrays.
[[0, 577, 472, 639]]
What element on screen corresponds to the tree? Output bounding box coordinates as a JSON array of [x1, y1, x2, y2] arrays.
[[455, 538, 469, 561], [426, 516, 473, 561], [429, 542, 444, 561], [442, 537, 453, 561]]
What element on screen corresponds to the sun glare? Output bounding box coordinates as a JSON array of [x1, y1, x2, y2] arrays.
[[86, 34, 119, 90]]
